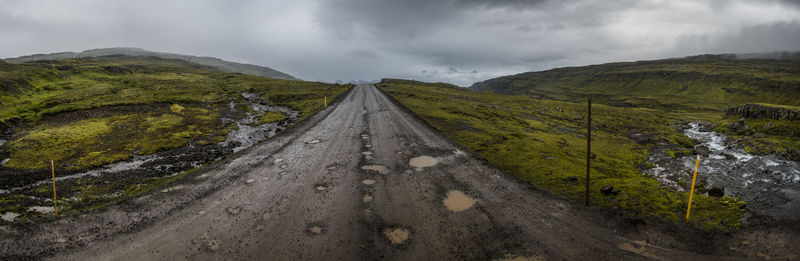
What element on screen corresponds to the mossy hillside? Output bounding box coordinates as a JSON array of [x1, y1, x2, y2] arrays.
[[3, 104, 222, 170], [0, 56, 349, 125], [0, 56, 349, 171], [470, 56, 800, 112], [379, 79, 745, 230]]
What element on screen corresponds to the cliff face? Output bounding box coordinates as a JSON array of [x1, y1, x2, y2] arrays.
[[725, 104, 800, 120]]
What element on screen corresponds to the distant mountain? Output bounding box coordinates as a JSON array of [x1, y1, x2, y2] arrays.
[[4, 47, 296, 80], [470, 53, 800, 111]]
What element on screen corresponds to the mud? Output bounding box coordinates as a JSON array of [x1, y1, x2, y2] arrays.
[[383, 227, 410, 245], [0, 212, 20, 222], [409, 156, 437, 171], [27, 206, 54, 214], [493, 255, 546, 261], [361, 165, 390, 175], [362, 194, 373, 203], [443, 190, 477, 212]]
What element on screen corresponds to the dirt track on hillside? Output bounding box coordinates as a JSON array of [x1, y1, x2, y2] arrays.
[[3, 85, 796, 260]]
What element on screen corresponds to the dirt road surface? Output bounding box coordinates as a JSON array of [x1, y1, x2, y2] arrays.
[[4, 85, 769, 260]]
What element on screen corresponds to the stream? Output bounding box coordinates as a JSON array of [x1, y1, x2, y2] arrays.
[[646, 122, 800, 220]]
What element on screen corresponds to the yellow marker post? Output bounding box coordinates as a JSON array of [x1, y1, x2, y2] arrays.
[[51, 160, 58, 217], [324, 96, 327, 108], [685, 155, 700, 223]]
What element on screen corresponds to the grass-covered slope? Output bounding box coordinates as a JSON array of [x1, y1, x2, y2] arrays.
[[379, 79, 745, 230], [470, 55, 800, 112], [0, 56, 347, 171]]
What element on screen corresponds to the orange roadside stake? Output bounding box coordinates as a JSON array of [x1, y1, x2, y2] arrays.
[[51, 160, 58, 217], [685, 155, 700, 223]]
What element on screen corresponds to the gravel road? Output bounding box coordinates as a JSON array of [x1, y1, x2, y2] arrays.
[[4, 85, 773, 260]]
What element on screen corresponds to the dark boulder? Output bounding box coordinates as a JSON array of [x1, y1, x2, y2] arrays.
[[600, 186, 619, 195], [694, 145, 710, 157], [722, 152, 737, 160], [730, 118, 750, 133], [708, 186, 725, 197]]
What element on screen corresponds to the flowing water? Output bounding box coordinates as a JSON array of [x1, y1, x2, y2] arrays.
[[646, 123, 800, 220]]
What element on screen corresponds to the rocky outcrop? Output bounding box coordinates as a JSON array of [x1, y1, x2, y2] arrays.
[[725, 104, 800, 120]]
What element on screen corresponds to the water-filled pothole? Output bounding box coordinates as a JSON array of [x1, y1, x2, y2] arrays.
[[409, 156, 437, 171], [1, 212, 21, 222], [384, 227, 411, 245], [361, 179, 376, 185], [443, 190, 477, 212]]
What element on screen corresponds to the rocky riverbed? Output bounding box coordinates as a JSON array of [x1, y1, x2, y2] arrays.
[[646, 122, 800, 221]]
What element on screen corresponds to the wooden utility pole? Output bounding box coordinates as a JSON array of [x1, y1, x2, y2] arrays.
[[586, 97, 591, 206]]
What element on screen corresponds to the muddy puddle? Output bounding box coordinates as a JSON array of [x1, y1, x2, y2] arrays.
[[362, 194, 373, 203], [1, 212, 20, 222], [383, 227, 410, 245], [309, 225, 323, 234], [0, 92, 299, 220], [493, 255, 546, 261], [361, 179, 376, 185], [361, 165, 390, 175], [409, 156, 437, 171], [443, 190, 477, 212], [28, 206, 55, 214], [646, 122, 800, 220]]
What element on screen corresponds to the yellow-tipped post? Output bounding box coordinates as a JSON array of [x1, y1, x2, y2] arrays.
[[324, 96, 327, 108], [51, 160, 58, 217], [685, 155, 700, 223]]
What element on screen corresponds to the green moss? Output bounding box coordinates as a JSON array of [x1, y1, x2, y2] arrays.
[[380, 79, 745, 231], [252, 111, 287, 126], [4, 117, 114, 170], [666, 148, 691, 158]]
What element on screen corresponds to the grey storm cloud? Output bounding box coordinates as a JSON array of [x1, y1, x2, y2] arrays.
[[1, 0, 799, 86]]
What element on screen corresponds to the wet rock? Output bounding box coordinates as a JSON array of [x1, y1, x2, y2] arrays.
[[694, 145, 710, 157], [708, 186, 725, 197], [730, 118, 750, 133], [600, 186, 619, 195], [763, 122, 775, 130], [721, 152, 737, 160]]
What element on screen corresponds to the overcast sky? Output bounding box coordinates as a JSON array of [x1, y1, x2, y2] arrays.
[[2, 0, 799, 86]]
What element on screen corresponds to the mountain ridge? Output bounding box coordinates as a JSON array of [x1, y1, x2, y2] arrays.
[[3, 47, 296, 80], [470, 53, 800, 111]]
